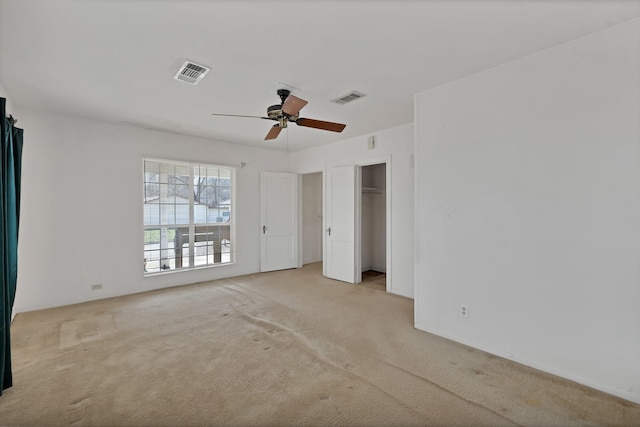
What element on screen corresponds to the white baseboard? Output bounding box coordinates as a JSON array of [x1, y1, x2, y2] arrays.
[[361, 265, 386, 273], [414, 323, 640, 405]]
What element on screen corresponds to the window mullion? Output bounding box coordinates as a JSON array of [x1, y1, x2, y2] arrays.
[[188, 167, 196, 268]]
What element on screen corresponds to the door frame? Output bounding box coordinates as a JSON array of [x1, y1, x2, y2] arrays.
[[355, 155, 392, 290], [297, 169, 324, 268], [315, 156, 392, 288], [295, 155, 392, 290]]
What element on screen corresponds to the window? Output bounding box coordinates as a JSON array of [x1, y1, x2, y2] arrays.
[[143, 159, 234, 274]]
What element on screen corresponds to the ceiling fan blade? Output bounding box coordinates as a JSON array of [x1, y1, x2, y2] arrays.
[[264, 125, 283, 140], [296, 118, 346, 133], [211, 113, 269, 119], [281, 95, 308, 116]]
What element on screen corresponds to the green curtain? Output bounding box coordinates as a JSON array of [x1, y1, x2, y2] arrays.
[[0, 97, 23, 396]]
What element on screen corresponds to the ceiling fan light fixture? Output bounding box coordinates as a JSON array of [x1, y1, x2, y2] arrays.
[[213, 89, 346, 141], [173, 60, 211, 85]]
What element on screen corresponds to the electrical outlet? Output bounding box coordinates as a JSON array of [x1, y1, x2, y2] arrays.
[[91, 283, 103, 291], [460, 304, 469, 318]]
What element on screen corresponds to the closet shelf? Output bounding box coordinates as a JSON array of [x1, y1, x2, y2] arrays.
[[362, 187, 384, 194]]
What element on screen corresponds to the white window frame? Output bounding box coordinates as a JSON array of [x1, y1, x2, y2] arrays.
[[143, 158, 235, 275]]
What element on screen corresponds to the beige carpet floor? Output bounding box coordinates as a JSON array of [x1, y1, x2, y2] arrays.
[[1, 263, 639, 426], [361, 270, 386, 292]]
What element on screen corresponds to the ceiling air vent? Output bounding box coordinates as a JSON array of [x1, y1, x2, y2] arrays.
[[332, 91, 366, 105], [173, 60, 211, 85]]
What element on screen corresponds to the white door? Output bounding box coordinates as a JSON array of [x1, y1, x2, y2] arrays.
[[260, 172, 298, 272], [325, 165, 357, 282]]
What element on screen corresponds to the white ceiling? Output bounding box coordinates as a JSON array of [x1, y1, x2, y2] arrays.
[[1, 1, 638, 151]]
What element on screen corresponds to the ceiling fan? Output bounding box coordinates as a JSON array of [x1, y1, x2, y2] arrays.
[[211, 89, 346, 140]]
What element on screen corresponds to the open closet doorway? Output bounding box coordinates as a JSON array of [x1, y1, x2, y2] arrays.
[[301, 172, 323, 267], [360, 163, 387, 291]]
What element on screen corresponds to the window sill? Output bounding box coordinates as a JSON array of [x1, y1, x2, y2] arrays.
[[143, 261, 235, 278]]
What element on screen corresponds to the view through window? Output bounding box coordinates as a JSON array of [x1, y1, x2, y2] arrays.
[[143, 159, 234, 273]]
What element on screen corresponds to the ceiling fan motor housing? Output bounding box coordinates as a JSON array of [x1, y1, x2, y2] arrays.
[[267, 104, 289, 127], [267, 90, 298, 125], [267, 104, 282, 116]]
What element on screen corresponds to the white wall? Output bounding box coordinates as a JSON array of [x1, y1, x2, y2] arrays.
[[290, 123, 414, 298], [415, 20, 640, 403], [301, 172, 322, 264], [14, 107, 289, 312]]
